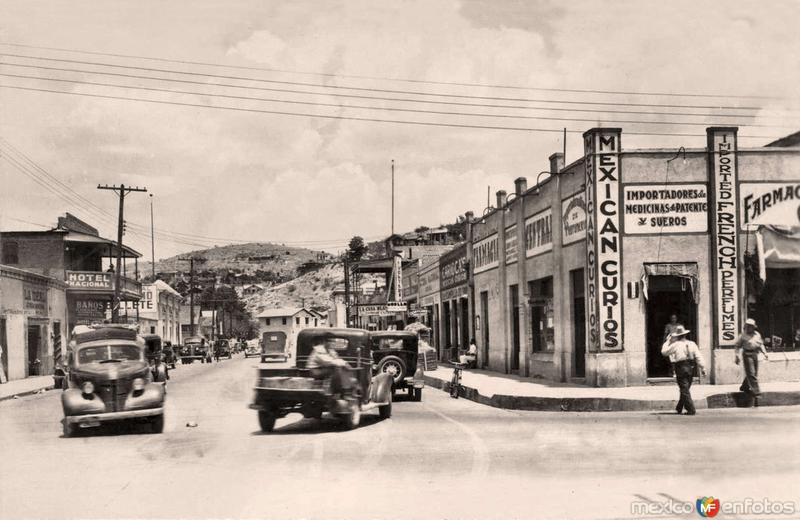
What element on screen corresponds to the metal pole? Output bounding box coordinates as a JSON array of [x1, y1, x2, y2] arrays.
[[391, 159, 395, 236], [189, 258, 195, 336], [150, 194, 155, 279]]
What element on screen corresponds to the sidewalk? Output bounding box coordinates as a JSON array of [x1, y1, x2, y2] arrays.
[[424, 366, 800, 412], [0, 375, 55, 401]]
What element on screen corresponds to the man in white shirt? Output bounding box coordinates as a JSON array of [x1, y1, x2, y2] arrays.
[[661, 325, 706, 415]]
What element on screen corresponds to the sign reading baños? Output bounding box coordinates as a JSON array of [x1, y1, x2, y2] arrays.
[[584, 129, 623, 351]]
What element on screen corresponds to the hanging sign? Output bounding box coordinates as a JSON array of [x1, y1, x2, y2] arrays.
[[623, 184, 709, 234]]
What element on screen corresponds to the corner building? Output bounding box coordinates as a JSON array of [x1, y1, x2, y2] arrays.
[[469, 127, 800, 386]]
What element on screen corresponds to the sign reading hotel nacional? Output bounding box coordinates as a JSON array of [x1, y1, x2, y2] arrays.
[[584, 129, 623, 351]]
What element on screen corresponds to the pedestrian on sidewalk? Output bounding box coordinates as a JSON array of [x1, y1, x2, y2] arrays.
[[661, 325, 706, 415], [735, 318, 769, 407]]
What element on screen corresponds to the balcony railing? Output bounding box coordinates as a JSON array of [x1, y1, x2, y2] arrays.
[[65, 270, 142, 298]]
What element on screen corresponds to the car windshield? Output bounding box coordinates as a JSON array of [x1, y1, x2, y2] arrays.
[[78, 345, 142, 364]]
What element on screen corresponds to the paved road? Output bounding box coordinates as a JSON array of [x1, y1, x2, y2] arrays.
[[2, 355, 798, 520]]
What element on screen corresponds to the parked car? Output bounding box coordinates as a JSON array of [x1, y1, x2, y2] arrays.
[[261, 331, 289, 363], [215, 339, 233, 359], [370, 331, 425, 401], [244, 340, 260, 358], [180, 336, 209, 363], [61, 325, 166, 437], [250, 328, 393, 432]]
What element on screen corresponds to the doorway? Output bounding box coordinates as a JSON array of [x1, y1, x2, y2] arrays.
[[509, 285, 520, 371], [460, 297, 469, 351], [645, 275, 698, 378], [571, 269, 586, 378], [480, 291, 489, 368], [442, 301, 451, 360], [27, 323, 41, 376]]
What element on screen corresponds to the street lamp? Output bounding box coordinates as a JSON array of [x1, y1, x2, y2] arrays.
[[534, 171, 551, 195]]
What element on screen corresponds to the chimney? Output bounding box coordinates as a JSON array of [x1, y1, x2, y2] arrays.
[[514, 177, 527, 196], [496, 190, 507, 208], [465, 210, 474, 221], [549, 152, 565, 174]]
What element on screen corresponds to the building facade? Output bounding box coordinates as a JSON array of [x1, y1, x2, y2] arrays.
[[418, 255, 442, 356], [257, 307, 323, 355], [124, 280, 182, 343], [439, 243, 469, 361], [1, 265, 68, 381], [467, 126, 800, 386]]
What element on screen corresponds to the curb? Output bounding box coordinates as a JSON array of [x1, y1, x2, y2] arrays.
[[0, 384, 56, 402], [424, 374, 800, 412]]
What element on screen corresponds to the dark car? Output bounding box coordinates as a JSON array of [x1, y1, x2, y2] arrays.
[[61, 325, 165, 437], [180, 336, 209, 363], [261, 331, 289, 363], [370, 331, 425, 401], [250, 328, 393, 432], [214, 339, 233, 359]]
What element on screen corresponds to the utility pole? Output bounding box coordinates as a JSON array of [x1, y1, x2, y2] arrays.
[[97, 183, 147, 323], [391, 159, 395, 236], [189, 257, 195, 336], [149, 194, 155, 279]]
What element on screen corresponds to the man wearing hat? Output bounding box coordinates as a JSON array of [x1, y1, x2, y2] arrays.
[[661, 325, 706, 415], [735, 318, 769, 406]]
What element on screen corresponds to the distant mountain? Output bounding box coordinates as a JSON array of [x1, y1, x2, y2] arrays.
[[243, 263, 344, 315]]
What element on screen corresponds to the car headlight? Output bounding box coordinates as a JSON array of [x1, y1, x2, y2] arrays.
[[81, 381, 94, 395], [132, 378, 145, 391]]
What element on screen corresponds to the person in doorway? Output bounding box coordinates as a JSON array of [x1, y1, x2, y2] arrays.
[[459, 338, 478, 368], [661, 325, 706, 415], [735, 318, 769, 407], [663, 313, 683, 342], [306, 339, 354, 398]]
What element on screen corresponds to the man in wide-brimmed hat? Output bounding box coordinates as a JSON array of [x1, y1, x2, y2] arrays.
[[735, 318, 769, 407], [661, 325, 706, 415]]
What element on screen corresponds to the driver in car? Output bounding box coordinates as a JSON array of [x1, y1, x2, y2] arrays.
[[307, 339, 354, 398]]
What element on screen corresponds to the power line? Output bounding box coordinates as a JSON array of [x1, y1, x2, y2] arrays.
[[3, 70, 795, 130], [0, 41, 782, 101], [1, 60, 780, 121], [3, 84, 784, 139], [0, 139, 385, 248], [0, 52, 774, 111]]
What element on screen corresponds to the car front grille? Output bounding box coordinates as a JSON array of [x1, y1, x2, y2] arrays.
[[95, 381, 131, 411]]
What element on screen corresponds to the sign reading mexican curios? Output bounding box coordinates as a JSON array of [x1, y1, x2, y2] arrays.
[[505, 225, 518, 264], [585, 130, 623, 351], [562, 191, 587, 245], [525, 209, 552, 257], [623, 184, 708, 234]]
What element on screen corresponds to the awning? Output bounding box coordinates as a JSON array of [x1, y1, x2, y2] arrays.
[[640, 263, 699, 302], [757, 226, 800, 279]]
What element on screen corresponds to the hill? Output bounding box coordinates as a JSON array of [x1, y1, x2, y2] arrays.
[[242, 263, 344, 315]]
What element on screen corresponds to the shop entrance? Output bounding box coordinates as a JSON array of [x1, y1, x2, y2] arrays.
[[480, 291, 489, 368], [27, 323, 42, 376], [509, 285, 520, 371], [645, 275, 697, 378]]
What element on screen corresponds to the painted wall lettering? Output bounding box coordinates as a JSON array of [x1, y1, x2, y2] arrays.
[[623, 184, 708, 234], [562, 191, 587, 245], [505, 225, 518, 264], [709, 129, 739, 346], [473, 234, 499, 274], [740, 182, 800, 229], [525, 209, 553, 257]]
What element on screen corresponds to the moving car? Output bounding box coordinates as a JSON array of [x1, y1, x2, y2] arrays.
[[261, 331, 289, 363], [370, 331, 425, 401], [215, 339, 233, 359], [180, 336, 209, 363], [244, 339, 260, 358], [61, 325, 166, 437], [250, 328, 393, 432]]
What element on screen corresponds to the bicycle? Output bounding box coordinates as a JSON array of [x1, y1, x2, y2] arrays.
[[450, 362, 467, 399]]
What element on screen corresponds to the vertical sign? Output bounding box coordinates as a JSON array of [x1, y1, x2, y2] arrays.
[[584, 129, 623, 351], [708, 128, 739, 346], [392, 253, 403, 302]]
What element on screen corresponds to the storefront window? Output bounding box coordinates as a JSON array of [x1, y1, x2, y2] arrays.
[[750, 267, 800, 351], [529, 277, 554, 352]]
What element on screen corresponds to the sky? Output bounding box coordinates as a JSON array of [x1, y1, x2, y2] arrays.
[[1, 0, 799, 259]]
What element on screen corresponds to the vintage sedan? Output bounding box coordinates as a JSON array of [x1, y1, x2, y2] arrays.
[[61, 325, 165, 437], [244, 339, 260, 358], [180, 335, 209, 363], [370, 330, 425, 401], [250, 328, 393, 432]]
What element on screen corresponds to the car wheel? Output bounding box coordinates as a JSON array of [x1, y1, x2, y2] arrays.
[[150, 414, 165, 434], [379, 399, 392, 419], [258, 411, 276, 433], [62, 420, 76, 438], [377, 355, 407, 384], [341, 401, 361, 430]]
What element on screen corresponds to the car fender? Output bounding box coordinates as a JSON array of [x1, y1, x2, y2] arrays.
[[370, 373, 394, 404], [125, 383, 165, 411], [62, 388, 107, 416]]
